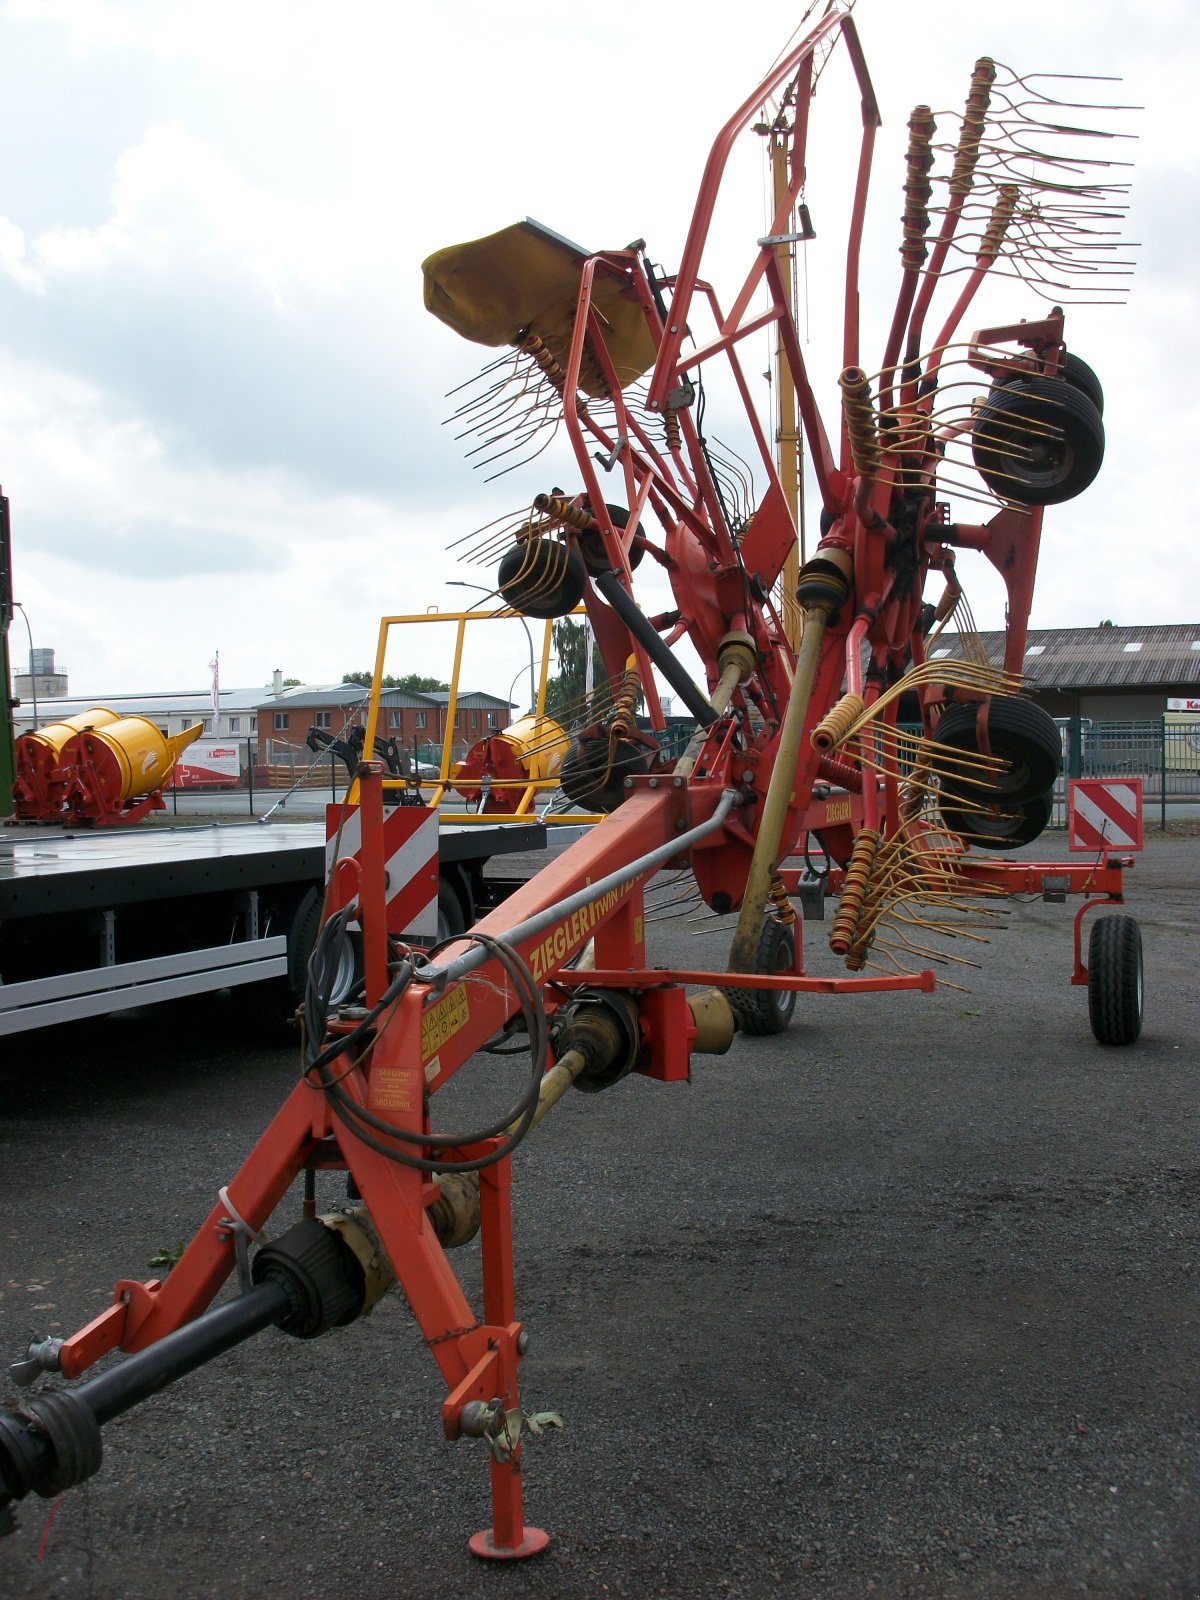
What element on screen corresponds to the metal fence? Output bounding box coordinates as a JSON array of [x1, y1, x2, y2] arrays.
[[166, 721, 1200, 829], [1050, 719, 1200, 830]]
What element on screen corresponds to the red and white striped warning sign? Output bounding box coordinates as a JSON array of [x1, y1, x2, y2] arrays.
[[1068, 778, 1144, 852], [325, 804, 439, 936]]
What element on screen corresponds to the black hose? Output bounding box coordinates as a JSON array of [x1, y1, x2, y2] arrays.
[[593, 568, 717, 727]]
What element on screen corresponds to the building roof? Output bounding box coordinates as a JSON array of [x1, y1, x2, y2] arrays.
[[426, 690, 517, 709], [929, 623, 1200, 690]]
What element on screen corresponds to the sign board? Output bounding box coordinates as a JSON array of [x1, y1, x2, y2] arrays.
[[173, 741, 242, 788], [326, 804, 439, 937], [1068, 777, 1143, 852], [1167, 697, 1200, 711]]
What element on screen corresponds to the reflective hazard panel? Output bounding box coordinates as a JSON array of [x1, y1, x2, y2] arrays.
[[326, 804, 440, 935], [1068, 778, 1143, 852]]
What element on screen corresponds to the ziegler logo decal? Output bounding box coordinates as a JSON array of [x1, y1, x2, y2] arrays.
[[824, 798, 853, 824], [528, 883, 633, 981], [421, 984, 470, 1062]]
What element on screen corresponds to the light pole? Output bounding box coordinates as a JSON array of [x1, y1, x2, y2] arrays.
[[12, 600, 38, 731], [447, 580, 537, 714]]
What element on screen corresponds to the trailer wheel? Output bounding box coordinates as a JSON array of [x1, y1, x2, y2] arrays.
[[724, 916, 797, 1036], [1088, 914, 1144, 1046], [437, 879, 467, 942], [237, 887, 343, 1042], [972, 375, 1104, 505]]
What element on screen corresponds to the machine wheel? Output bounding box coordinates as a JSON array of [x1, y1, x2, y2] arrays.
[[724, 916, 797, 1036], [935, 697, 1062, 803], [994, 352, 1104, 416], [941, 788, 1053, 850], [1088, 914, 1144, 1046], [972, 375, 1104, 505]]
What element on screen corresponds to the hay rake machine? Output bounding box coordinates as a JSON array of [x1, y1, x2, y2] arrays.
[[1, 2, 1143, 1558]]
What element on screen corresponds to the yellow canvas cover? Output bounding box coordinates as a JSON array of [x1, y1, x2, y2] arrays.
[[422, 218, 657, 398]]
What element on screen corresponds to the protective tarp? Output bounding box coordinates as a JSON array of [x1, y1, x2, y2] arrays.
[[422, 218, 657, 397]]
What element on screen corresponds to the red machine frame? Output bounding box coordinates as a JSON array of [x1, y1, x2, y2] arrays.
[[2, 3, 1136, 1560]]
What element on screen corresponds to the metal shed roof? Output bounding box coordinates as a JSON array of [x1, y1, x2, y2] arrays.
[[928, 623, 1200, 690]]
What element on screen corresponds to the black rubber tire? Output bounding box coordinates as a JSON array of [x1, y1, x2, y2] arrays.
[[1088, 914, 1144, 1046], [436, 879, 466, 942], [972, 375, 1104, 505], [935, 697, 1062, 803], [724, 916, 797, 1037], [994, 352, 1104, 417], [940, 787, 1053, 850], [560, 735, 647, 812]]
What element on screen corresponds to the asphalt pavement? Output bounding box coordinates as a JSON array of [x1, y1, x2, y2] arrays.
[[0, 834, 1195, 1599]]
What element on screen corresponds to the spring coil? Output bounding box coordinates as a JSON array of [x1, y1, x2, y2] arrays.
[[533, 493, 598, 533], [829, 827, 880, 956], [811, 693, 866, 753], [663, 409, 682, 453], [901, 105, 936, 269], [817, 752, 864, 793], [609, 667, 642, 742], [768, 873, 796, 928], [949, 57, 996, 197], [980, 184, 1019, 262], [839, 368, 881, 485], [517, 330, 569, 395]]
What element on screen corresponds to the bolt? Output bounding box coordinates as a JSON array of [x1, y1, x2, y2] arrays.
[[742, 770, 755, 783], [517, 1330, 530, 1355], [648, 777, 658, 788], [670, 325, 679, 333]]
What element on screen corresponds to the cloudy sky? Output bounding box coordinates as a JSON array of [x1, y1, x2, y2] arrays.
[[0, 0, 1194, 702]]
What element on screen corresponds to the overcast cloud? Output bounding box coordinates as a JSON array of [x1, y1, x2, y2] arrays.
[[0, 0, 1195, 700]]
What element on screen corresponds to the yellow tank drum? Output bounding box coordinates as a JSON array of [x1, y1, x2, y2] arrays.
[[62, 718, 205, 823], [501, 714, 569, 782], [451, 714, 570, 813], [13, 707, 120, 819]]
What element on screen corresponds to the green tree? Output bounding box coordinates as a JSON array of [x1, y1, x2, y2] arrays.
[[342, 671, 449, 691], [544, 619, 606, 727]]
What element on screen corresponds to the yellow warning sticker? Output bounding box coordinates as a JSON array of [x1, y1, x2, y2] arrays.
[[421, 983, 471, 1062]]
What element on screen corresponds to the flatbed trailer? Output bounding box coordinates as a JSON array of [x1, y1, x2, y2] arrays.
[[0, 816, 547, 1037]]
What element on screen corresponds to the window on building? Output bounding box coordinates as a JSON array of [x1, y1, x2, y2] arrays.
[[416, 711, 427, 729], [389, 710, 401, 728], [229, 717, 241, 733], [315, 711, 332, 729], [1122, 642, 1143, 653], [470, 710, 478, 728], [1026, 645, 1045, 656], [488, 712, 499, 728], [274, 712, 289, 731], [202, 719, 212, 734]]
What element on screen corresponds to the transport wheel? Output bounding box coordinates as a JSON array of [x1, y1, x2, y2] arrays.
[[1088, 914, 1144, 1046], [940, 788, 1053, 850], [995, 352, 1104, 416], [935, 697, 1062, 804], [724, 916, 797, 1036], [972, 375, 1104, 505]]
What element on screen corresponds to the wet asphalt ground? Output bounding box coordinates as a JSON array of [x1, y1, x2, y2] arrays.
[[0, 832, 1195, 1599]]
